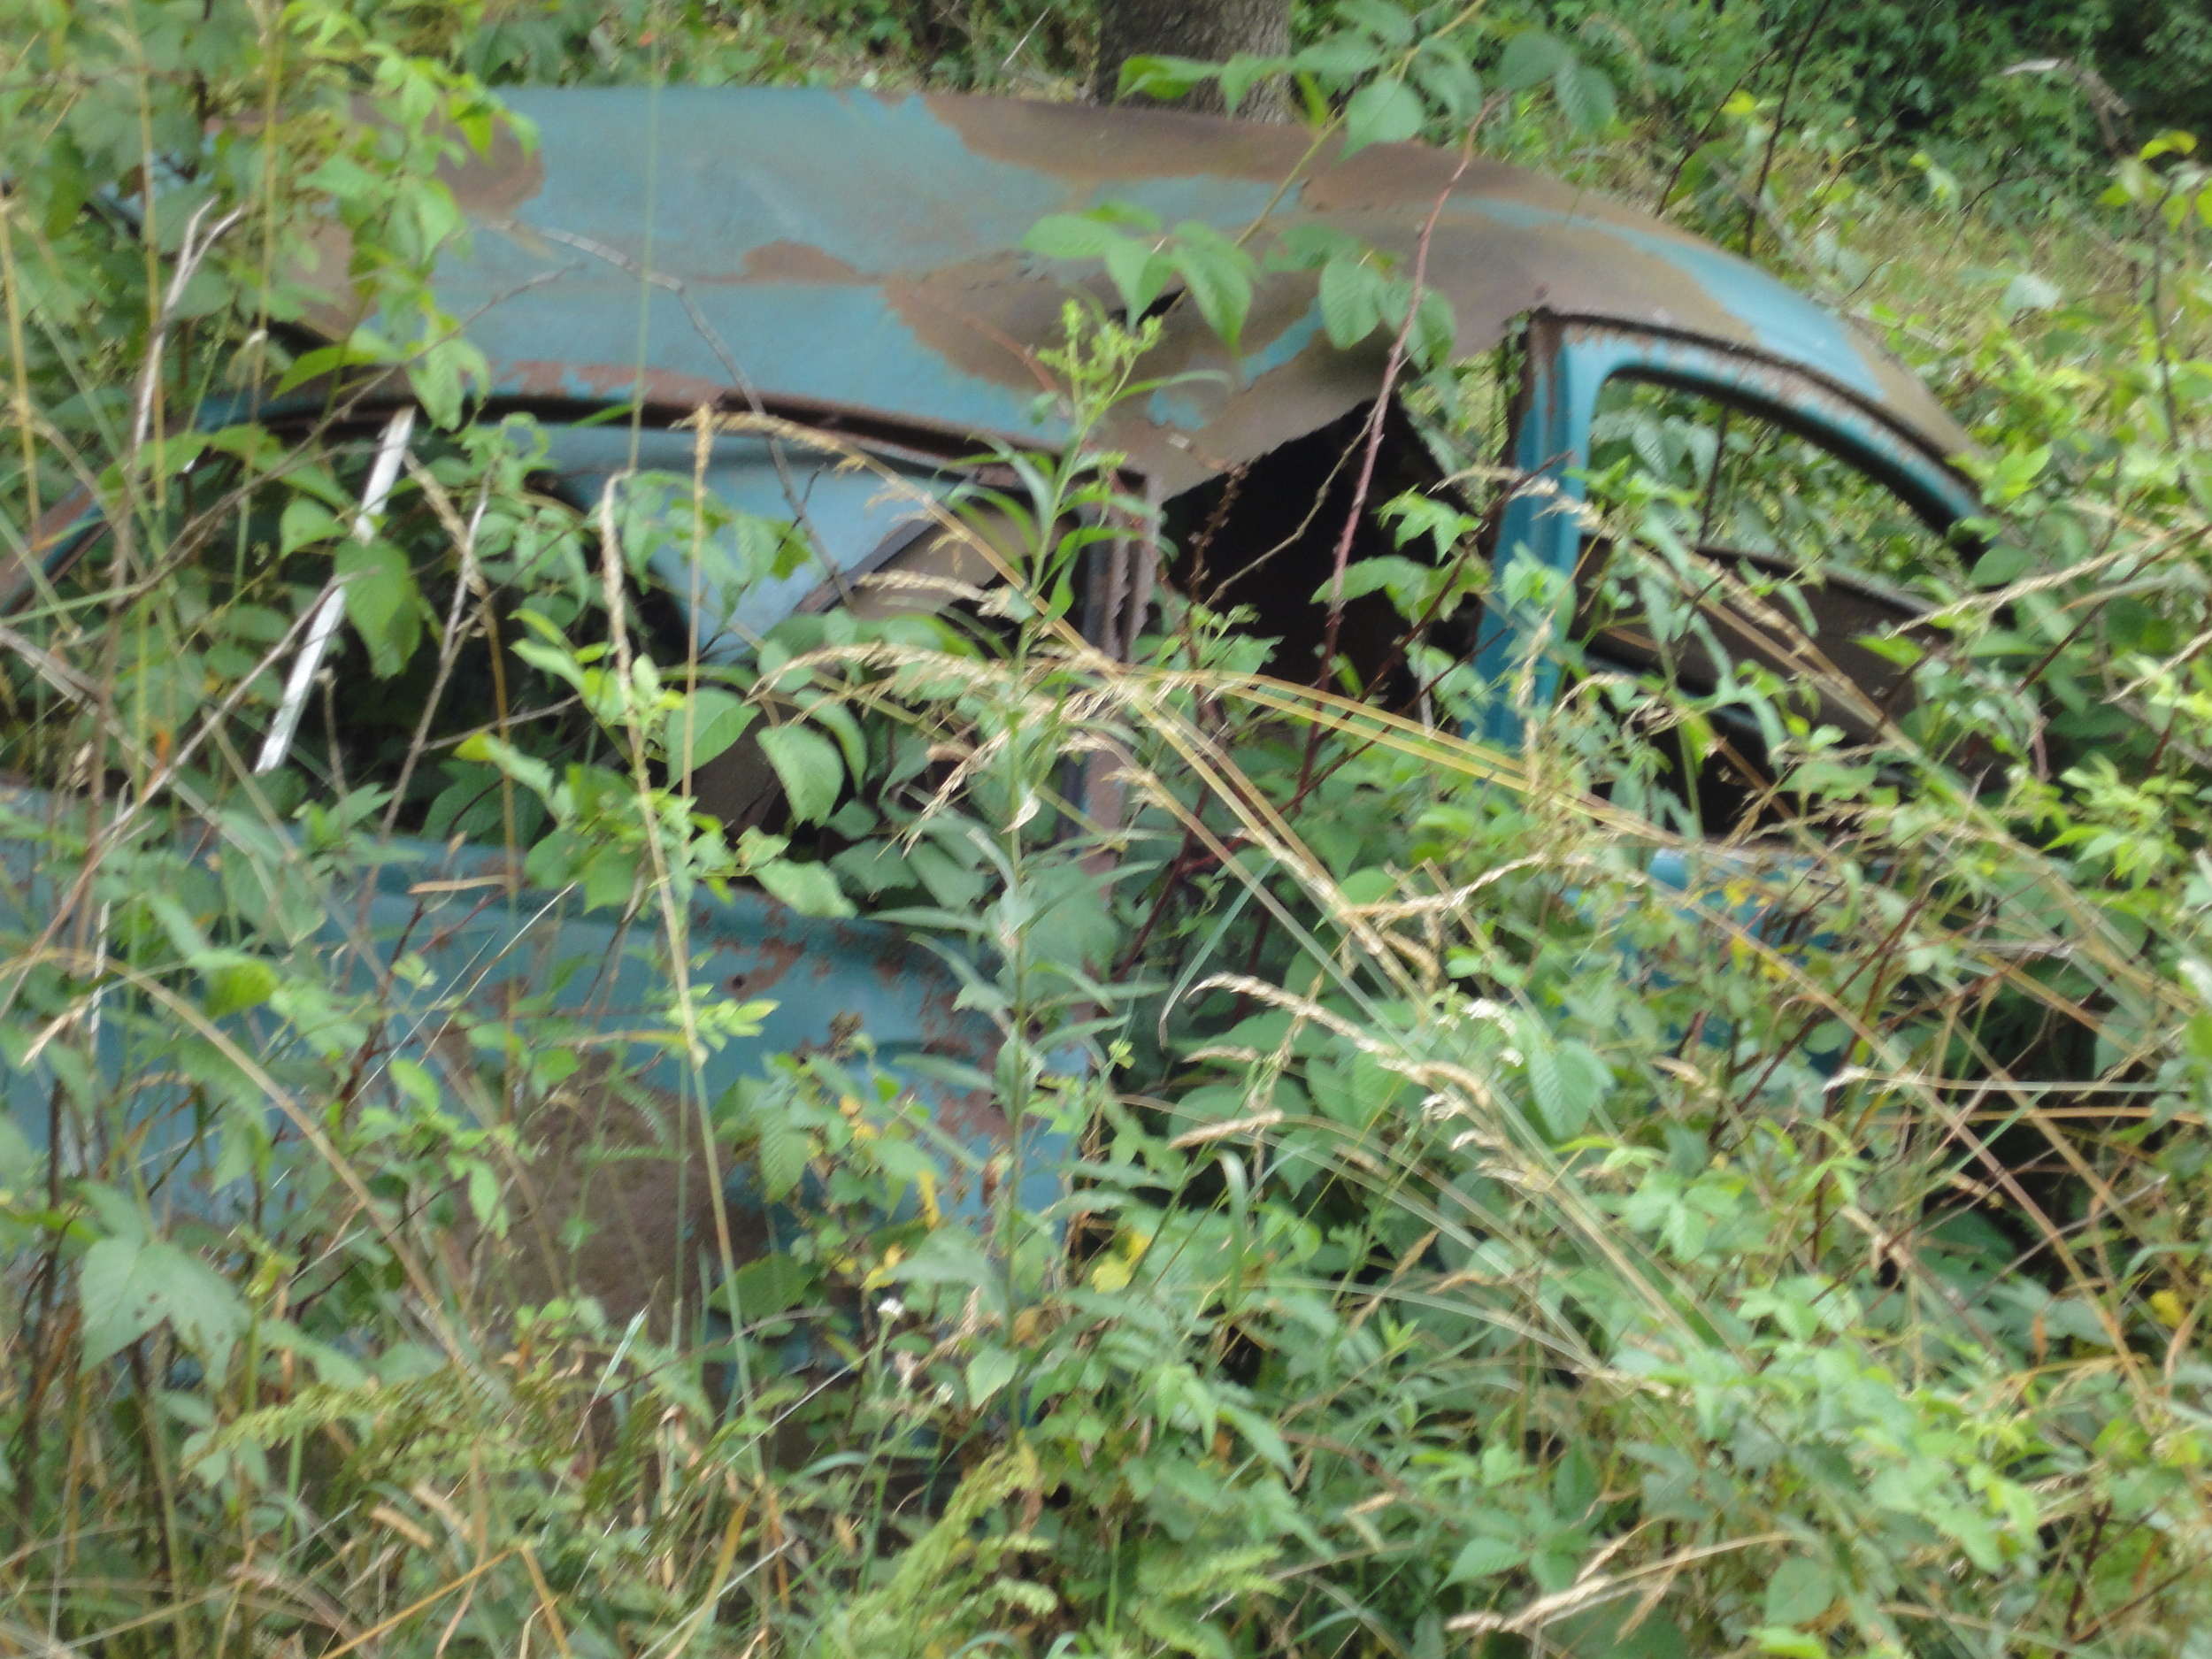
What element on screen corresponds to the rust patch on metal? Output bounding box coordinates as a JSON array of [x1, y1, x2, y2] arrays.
[[739, 241, 867, 285], [928, 93, 1315, 184]]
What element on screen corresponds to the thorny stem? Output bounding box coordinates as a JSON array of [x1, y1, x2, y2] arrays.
[[1293, 142, 1474, 806]]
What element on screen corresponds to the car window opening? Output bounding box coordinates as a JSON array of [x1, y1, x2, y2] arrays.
[[1572, 376, 1957, 836]]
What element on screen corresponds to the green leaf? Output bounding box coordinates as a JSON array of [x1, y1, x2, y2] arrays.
[[1555, 1609, 1690, 1659], [1448, 1535, 1526, 1581], [1269, 222, 1365, 272], [754, 1107, 809, 1204], [757, 857, 856, 918], [1553, 1444, 1600, 1517], [454, 732, 557, 801], [1525, 1036, 1609, 1139], [1971, 541, 2031, 585], [1294, 37, 1387, 81], [203, 956, 279, 1018], [757, 722, 845, 825], [1319, 255, 1389, 348], [465, 1161, 502, 1233], [1025, 214, 1118, 262], [337, 541, 423, 678], [80, 1238, 161, 1367], [280, 498, 348, 556], [1220, 1403, 1294, 1473], [1089, 200, 1169, 232], [1104, 235, 1176, 321], [1116, 54, 1217, 102], [1413, 41, 1483, 119], [273, 329, 398, 396], [1168, 226, 1256, 353], [1336, 0, 1414, 45], [1553, 57, 1617, 134], [81, 1237, 248, 1378], [676, 688, 755, 771], [1311, 554, 1426, 607], [1499, 28, 1569, 91], [1339, 865, 1397, 904], [966, 1344, 1019, 1408], [1752, 1629, 1825, 1659], [580, 845, 641, 910], [727, 1253, 811, 1319], [1763, 1559, 1837, 1628], [1382, 493, 1475, 557], [1408, 288, 1456, 368], [1219, 52, 1289, 115], [1342, 76, 1426, 156]]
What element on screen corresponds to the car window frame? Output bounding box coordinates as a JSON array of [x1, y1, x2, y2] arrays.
[[1470, 311, 1978, 749]]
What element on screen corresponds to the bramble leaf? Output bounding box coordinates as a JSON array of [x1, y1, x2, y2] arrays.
[[1342, 75, 1425, 156], [758, 722, 844, 825]]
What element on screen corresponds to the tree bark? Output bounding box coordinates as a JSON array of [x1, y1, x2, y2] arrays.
[[1093, 0, 1294, 119]]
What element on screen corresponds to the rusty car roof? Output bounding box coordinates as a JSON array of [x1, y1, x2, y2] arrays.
[[396, 87, 1972, 499]]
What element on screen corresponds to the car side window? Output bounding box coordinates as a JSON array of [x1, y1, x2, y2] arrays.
[[1566, 376, 1962, 833], [1585, 376, 1962, 588]]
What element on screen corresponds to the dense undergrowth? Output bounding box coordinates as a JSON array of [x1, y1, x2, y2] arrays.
[[4, 3, 2212, 1656]]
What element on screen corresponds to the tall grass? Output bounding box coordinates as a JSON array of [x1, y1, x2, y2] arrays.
[[6, 4, 2212, 1656]]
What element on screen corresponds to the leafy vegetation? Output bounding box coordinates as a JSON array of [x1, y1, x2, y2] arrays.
[[5, 3, 2212, 1657]]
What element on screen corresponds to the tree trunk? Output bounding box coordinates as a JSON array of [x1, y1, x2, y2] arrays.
[[1093, 0, 1294, 119]]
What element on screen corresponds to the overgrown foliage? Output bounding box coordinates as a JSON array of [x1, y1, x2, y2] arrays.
[[5, 3, 2212, 1658]]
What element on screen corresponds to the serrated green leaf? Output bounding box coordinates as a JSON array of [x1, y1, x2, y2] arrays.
[[204, 956, 279, 1018], [1024, 214, 1118, 262], [1269, 221, 1365, 272], [1412, 41, 1482, 119], [81, 1237, 247, 1379], [756, 857, 856, 918], [727, 1253, 811, 1319], [1342, 76, 1426, 156], [754, 1107, 809, 1204], [1499, 29, 1570, 91], [757, 722, 844, 825], [1526, 1040, 1582, 1139], [1763, 1559, 1837, 1627], [1554, 57, 1617, 134], [1116, 53, 1216, 102], [966, 1344, 1019, 1408], [1409, 288, 1456, 367], [1294, 37, 1386, 81], [1335, 0, 1413, 45], [1319, 255, 1389, 348], [1219, 52, 1289, 115], [1448, 1535, 1526, 1581], [1168, 227, 1256, 353], [337, 540, 422, 678], [1311, 553, 1426, 607], [279, 497, 347, 556], [676, 687, 754, 771], [1103, 235, 1176, 321], [454, 732, 556, 800], [1220, 1403, 1294, 1473]]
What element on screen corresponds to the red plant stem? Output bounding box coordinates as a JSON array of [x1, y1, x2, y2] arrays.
[[1292, 144, 1472, 805]]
